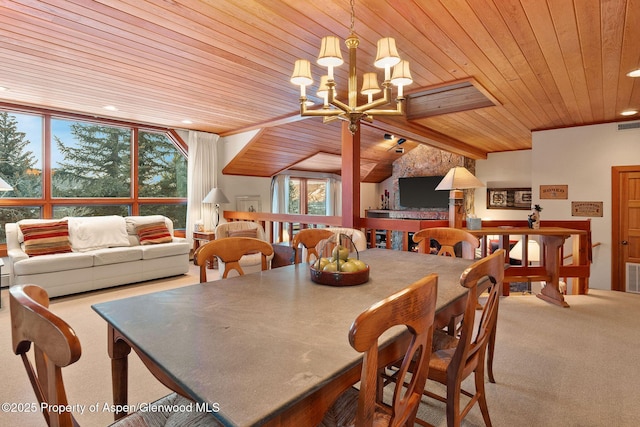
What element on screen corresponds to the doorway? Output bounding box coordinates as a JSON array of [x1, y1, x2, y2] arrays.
[[612, 166, 640, 291]]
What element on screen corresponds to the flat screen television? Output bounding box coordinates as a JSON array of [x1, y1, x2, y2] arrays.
[[398, 176, 449, 209]]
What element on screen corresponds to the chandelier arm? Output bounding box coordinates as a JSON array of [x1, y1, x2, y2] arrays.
[[362, 102, 405, 116], [301, 108, 343, 117], [329, 97, 351, 113], [354, 90, 392, 112]]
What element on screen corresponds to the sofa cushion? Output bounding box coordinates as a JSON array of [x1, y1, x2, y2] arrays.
[[125, 215, 174, 235], [228, 229, 258, 238], [136, 222, 173, 245], [19, 220, 73, 256], [92, 246, 144, 266], [140, 240, 190, 260], [68, 216, 130, 252], [13, 252, 94, 275]]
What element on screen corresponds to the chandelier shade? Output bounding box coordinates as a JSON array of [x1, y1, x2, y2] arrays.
[[361, 72, 381, 95], [317, 36, 344, 67], [374, 37, 401, 68], [290, 59, 313, 86], [290, 0, 412, 134]]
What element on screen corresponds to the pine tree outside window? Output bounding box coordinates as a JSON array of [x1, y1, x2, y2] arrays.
[[0, 109, 187, 247]]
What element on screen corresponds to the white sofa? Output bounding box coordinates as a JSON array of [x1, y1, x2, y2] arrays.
[[6, 215, 190, 298]]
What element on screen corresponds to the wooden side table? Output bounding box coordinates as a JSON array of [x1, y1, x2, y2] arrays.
[[193, 231, 217, 269]]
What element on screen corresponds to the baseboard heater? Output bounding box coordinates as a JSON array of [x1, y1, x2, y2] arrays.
[[627, 263, 640, 293]]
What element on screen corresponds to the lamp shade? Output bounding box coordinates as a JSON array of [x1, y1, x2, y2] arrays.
[[317, 36, 343, 67], [0, 176, 13, 192], [290, 59, 313, 86], [202, 188, 229, 204], [435, 167, 485, 191], [317, 75, 330, 98], [374, 37, 401, 68], [510, 238, 541, 262], [361, 72, 381, 95], [391, 60, 413, 87]]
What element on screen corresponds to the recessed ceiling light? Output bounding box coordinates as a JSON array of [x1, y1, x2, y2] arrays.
[[181, 119, 193, 124], [626, 68, 640, 78], [103, 105, 118, 111], [621, 109, 638, 116], [0, 86, 8, 92]]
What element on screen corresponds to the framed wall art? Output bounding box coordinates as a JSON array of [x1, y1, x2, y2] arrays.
[[236, 195, 261, 212], [487, 188, 532, 210]]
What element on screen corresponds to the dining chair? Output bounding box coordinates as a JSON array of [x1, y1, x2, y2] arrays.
[[417, 249, 505, 427], [9, 284, 220, 427], [412, 227, 480, 260], [194, 236, 274, 280], [413, 227, 481, 339], [291, 228, 334, 264], [320, 273, 438, 427]]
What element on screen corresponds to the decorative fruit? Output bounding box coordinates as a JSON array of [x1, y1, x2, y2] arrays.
[[339, 261, 359, 273], [313, 257, 331, 270], [332, 245, 350, 261], [350, 259, 367, 271], [323, 261, 338, 272]]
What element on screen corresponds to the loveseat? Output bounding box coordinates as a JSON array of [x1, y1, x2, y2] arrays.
[[214, 221, 274, 277], [6, 215, 190, 298]]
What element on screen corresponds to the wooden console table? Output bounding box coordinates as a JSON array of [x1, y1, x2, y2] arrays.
[[466, 227, 589, 307]]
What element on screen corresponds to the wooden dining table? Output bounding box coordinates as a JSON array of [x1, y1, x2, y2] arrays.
[[92, 248, 475, 426], [466, 226, 588, 307]]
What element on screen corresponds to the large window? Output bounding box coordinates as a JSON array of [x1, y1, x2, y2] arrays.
[[288, 177, 329, 215], [0, 108, 187, 247]]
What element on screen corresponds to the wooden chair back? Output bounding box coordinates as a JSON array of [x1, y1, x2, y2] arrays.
[[291, 228, 334, 264], [422, 250, 505, 427], [350, 274, 438, 426], [413, 227, 479, 260], [10, 284, 81, 427], [194, 236, 274, 280], [455, 249, 504, 373]]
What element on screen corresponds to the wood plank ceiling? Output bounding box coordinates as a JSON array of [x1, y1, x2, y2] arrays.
[[1, 0, 639, 182]]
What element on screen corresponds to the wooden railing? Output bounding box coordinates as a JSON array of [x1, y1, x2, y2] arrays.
[[222, 211, 592, 294]]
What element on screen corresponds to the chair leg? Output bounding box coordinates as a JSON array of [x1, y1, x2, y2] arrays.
[[447, 381, 462, 427], [475, 365, 493, 427], [487, 326, 497, 383]]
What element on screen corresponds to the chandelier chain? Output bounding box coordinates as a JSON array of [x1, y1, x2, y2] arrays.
[[350, 0, 355, 33]]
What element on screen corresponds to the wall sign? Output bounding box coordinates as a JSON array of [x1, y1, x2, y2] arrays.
[[487, 188, 532, 210], [540, 185, 568, 199], [571, 201, 603, 217]]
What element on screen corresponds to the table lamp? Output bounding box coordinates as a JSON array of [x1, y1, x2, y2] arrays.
[[202, 188, 229, 228], [435, 166, 484, 228], [0, 176, 13, 193]]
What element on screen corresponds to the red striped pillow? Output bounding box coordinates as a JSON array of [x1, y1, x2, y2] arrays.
[[227, 229, 257, 238], [19, 220, 73, 256], [136, 222, 173, 245]]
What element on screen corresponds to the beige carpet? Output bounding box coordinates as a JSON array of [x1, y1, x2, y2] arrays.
[[1, 267, 639, 426]]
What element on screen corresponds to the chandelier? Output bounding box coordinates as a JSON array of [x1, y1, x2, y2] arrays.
[[290, 0, 413, 134]]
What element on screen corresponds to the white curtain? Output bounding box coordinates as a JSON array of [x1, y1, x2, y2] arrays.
[[186, 131, 219, 243], [271, 175, 289, 213]]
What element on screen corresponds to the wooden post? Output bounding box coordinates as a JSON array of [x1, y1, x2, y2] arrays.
[[341, 122, 360, 228]]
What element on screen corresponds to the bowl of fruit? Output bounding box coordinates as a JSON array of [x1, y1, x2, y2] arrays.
[[309, 233, 369, 286]]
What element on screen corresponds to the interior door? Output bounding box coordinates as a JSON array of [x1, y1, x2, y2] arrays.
[[612, 166, 640, 291]]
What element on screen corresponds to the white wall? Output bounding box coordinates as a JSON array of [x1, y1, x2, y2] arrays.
[[474, 150, 532, 221], [217, 131, 271, 219], [474, 121, 640, 290]]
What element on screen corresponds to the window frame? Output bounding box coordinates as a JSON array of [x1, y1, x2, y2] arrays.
[[0, 103, 188, 255]]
